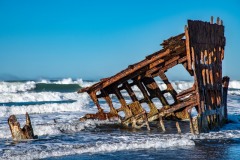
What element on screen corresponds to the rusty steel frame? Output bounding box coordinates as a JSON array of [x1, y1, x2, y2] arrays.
[[8, 112, 37, 140], [78, 17, 230, 134]]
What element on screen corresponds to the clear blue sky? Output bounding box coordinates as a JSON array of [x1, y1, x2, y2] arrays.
[[0, 0, 239, 81]]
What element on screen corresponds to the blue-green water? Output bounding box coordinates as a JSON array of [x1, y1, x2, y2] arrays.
[[1, 79, 240, 159], [34, 83, 81, 92]]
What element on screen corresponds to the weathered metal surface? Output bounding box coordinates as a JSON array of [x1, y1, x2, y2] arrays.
[[8, 112, 37, 141], [78, 17, 229, 134]]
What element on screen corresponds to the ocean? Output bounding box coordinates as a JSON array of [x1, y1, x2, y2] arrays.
[[0, 78, 240, 160]]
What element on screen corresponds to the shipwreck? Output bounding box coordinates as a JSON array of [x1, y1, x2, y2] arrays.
[[78, 17, 230, 134], [8, 112, 38, 140]]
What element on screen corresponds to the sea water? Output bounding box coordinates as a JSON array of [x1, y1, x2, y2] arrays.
[[0, 78, 240, 160]]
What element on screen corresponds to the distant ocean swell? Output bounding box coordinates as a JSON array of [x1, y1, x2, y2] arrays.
[[0, 79, 240, 95], [0, 78, 94, 93], [34, 83, 81, 92]]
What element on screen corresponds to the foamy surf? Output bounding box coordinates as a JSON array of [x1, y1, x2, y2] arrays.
[[229, 80, 240, 89], [0, 119, 119, 139], [0, 81, 35, 93], [0, 91, 86, 103], [1, 137, 195, 160], [0, 78, 95, 93], [1, 79, 239, 95], [1, 79, 240, 160], [0, 99, 89, 117]]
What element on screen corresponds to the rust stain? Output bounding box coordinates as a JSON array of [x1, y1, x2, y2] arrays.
[[8, 112, 37, 141], [78, 17, 230, 134]]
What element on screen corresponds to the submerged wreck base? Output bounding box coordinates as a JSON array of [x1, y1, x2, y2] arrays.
[[8, 112, 37, 141], [79, 17, 229, 134]]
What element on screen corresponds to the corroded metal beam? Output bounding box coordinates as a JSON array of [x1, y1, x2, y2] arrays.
[[78, 17, 229, 134], [8, 112, 37, 141]]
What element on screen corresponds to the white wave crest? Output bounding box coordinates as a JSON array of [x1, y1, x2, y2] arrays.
[[0, 93, 90, 117], [60, 120, 119, 132], [0, 81, 35, 93], [1, 79, 239, 94], [129, 81, 194, 96], [0, 78, 96, 93], [170, 81, 194, 92], [0, 119, 118, 139], [131, 80, 240, 94], [229, 80, 240, 89], [38, 78, 96, 87], [228, 90, 240, 96], [0, 92, 80, 103]]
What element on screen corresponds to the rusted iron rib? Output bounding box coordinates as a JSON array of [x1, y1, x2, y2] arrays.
[[78, 17, 229, 134], [8, 112, 37, 141]]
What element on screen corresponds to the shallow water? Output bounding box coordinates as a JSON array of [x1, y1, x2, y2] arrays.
[[47, 140, 240, 160], [0, 78, 240, 159]]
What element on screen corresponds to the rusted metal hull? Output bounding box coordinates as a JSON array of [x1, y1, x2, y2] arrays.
[[78, 17, 229, 134], [8, 112, 37, 141]]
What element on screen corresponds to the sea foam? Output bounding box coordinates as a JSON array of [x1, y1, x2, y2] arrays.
[[229, 80, 240, 89], [1, 137, 195, 160], [0, 92, 80, 103], [0, 93, 90, 117], [0, 78, 95, 93], [0, 81, 35, 93]]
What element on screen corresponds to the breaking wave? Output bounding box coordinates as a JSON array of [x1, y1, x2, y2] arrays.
[[1, 79, 240, 94], [1, 137, 194, 160], [0, 92, 80, 103], [229, 80, 240, 89], [0, 120, 117, 139], [3, 122, 240, 160], [0, 81, 35, 93], [0, 78, 95, 93], [0, 93, 90, 117]]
